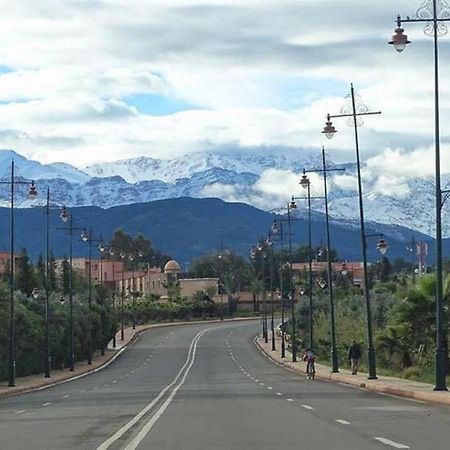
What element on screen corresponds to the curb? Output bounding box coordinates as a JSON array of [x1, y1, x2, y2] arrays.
[[1, 316, 259, 399], [255, 338, 450, 407]]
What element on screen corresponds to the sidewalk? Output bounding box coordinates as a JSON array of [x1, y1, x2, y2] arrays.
[[256, 335, 450, 407], [1, 316, 258, 399], [0, 325, 139, 399]]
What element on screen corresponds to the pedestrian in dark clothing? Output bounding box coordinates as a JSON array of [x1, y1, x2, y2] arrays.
[[348, 341, 361, 375]]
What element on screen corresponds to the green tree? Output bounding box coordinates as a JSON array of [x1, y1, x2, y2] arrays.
[[378, 256, 393, 282], [60, 256, 70, 295], [48, 251, 58, 292], [15, 248, 36, 295], [36, 253, 46, 289]]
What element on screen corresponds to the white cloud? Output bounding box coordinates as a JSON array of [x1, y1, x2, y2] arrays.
[[0, 0, 448, 170]]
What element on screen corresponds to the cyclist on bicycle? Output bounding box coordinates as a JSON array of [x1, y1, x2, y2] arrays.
[[302, 348, 315, 377]]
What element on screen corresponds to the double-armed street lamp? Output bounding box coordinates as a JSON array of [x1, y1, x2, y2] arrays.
[[81, 228, 107, 363], [297, 172, 315, 353], [120, 251, 126, 340], [1, 160, 38, 387], [389, 0, 449, 391], [265, 235, 276, 352], [323, 85, 381, 379], [406, 237, 418, 285], [59, 205, 86, 372], [294, 150, 345, 371], [278, 199, 299, 363], [271, 221, 287, 354], [218, 252, 224, 321], [250, 242, 268, 343], [109, 247, 117, 349], [296, 149, 345, 372], [37, 187, 60, 378], [128, 253, 142, 330], [271, 220, 293, 359]]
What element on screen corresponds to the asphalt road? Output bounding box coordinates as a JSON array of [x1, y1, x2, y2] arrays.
[[1, 321, 450, 449]]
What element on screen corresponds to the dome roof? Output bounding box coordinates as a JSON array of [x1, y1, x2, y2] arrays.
[[164, 260, 181, 274]]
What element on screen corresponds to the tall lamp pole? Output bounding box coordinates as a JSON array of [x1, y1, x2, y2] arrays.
[[266, 235, 276, 351], [287, 199, 297, 362], [406, 236, 417, 285], [323, 84, 381, 379], [218, 252, 224, 321], [84, 228, 93, 364], [259, 244, 268, 343], [59, 206, 76, 372], [389, 0, 448, 390], [44, 188, 51, 377], [120, 252, 126, 340], [109, 247, 117, 349], [129, 254, 136, 330], [1, 160, 38, 387], [271, 219, 292, 359], [298, 149, 345, 371]]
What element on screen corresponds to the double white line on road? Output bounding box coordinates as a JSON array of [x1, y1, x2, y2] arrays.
[[97, 328, 209, 450]]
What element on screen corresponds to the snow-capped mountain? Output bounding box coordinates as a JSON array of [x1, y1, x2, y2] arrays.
[[84, 151, 323, 183], [0, 150, 90, 184], [0, 149, 443, 239]]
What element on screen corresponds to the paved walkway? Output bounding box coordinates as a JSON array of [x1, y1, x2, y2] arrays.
[[257, 334, 450, 407]]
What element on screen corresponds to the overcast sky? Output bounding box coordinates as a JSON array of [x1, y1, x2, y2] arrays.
[[0, 0, 449, 176]]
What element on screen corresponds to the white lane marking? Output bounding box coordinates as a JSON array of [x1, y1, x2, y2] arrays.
[[287, 398, 294, 402], [374, 437, 410, 449], [42, 402, 51, 407], [112, 380, 117, 384], [63, 395, 70, 399], [15, 410, 26, 414], [123, 329, 206, 450], [259, 382, 265, 386], [276, 392, 282, 396], [335, 419, 351, 425], [301, 404, 314, 410], [97, 328, 208, 450]]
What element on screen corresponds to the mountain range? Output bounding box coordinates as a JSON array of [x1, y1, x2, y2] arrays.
[[0, 149, 445, 239], [0, 197, 437, 265]]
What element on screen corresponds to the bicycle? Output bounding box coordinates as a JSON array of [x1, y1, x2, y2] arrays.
[[306, 361, 315, 380]]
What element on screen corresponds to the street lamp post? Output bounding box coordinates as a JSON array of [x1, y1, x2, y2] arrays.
[[259, 243, 268, 344], [271, 219, 292, 359], [129, 254, 136, 330], [299, 172, 315, 352], [218, 253, 224, 321], [406, 236, 417, 285], [267, 236, 276, 351], [109, 247, 117, 349], [389, 0, 449, 390], [323, 84, 381, 380], [280, 266, 286, 358], [98, 239, 106, 355], [44, 188, 52, 377], [59, 206, 76, 372], [250, 244, 265, 341], [81, 228, 93, 364], [120, 252, 126, 341], [287, 199, 297, 362], [1, 160, 38, 387], [300, 148, 345, 372]]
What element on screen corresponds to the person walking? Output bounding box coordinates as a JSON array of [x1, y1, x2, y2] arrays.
[[348, 341, 361, 375]]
